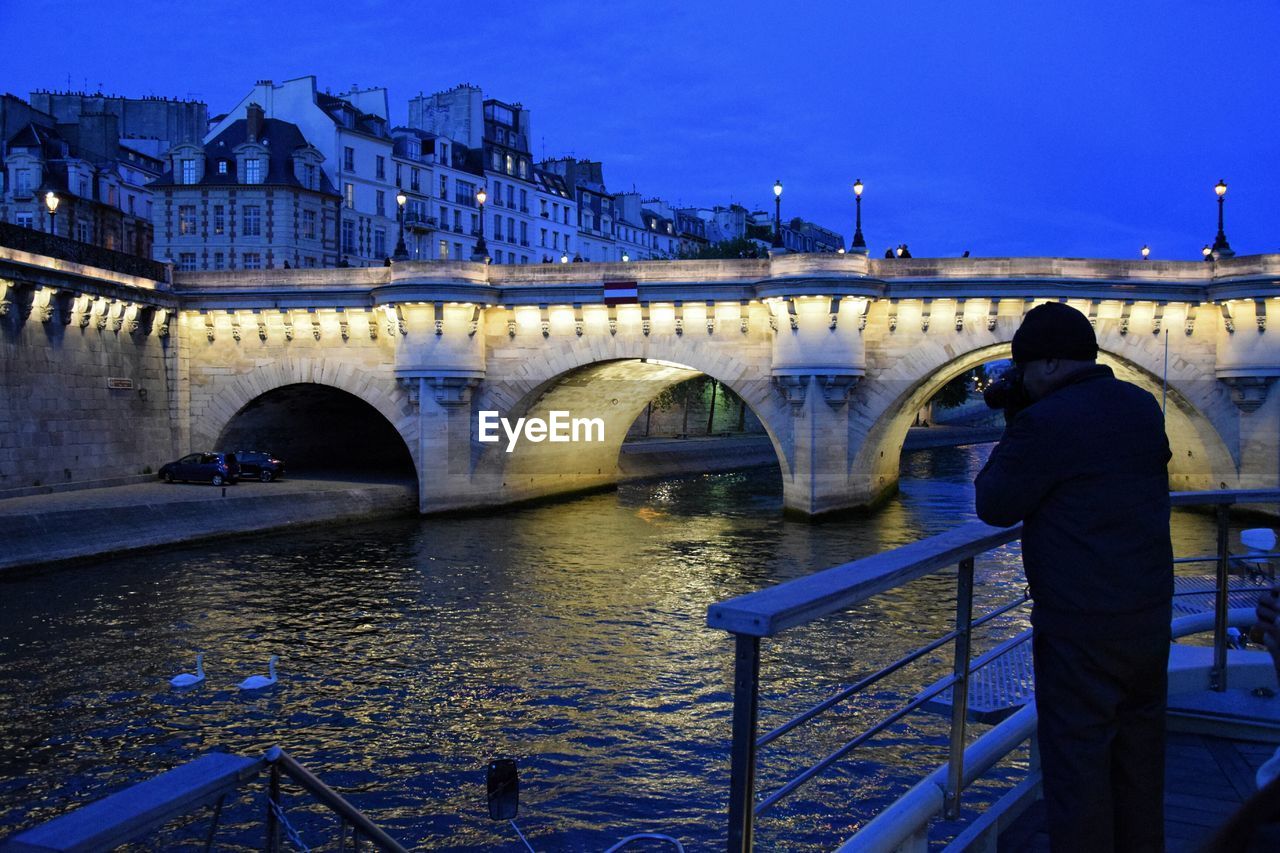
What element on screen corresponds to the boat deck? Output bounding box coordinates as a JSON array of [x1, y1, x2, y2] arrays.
[[997, 729, 1276, 852]]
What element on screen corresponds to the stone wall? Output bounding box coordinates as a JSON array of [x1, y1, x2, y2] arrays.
[[0, 279, 178, 495]]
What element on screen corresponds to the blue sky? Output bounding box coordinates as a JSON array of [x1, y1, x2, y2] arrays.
[[2, 0, 1276, 259]]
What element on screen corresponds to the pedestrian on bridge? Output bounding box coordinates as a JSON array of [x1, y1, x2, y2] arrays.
[[975, 302, 1173, 853]]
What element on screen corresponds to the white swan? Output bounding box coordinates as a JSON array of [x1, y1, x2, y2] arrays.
[[170, 652, 205, 688], [238, 655, 279, 691]]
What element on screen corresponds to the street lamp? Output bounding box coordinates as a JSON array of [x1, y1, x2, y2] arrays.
[[1141, 244, 1150, 261], [560, 251, 569, 264], [472, 186, 489, 263], [393, 190, 409, 261], [851, 179, 867, 254], [1202, 244, 1212, 262], [772, 180, 783, 249], [44, 191, 59, 235], [1211, 179, 1234, 259], [622, 251, 630, 263]]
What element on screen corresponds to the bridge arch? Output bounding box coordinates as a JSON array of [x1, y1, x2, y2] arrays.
[[468, 337, 793, 504], [849, 336, 1239, 505], [192, 359, 421, 479]]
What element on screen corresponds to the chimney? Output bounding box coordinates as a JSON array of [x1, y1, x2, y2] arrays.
[[246, 102, 265, 143]]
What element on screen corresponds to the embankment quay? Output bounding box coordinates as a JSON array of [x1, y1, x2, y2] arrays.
[[4, 246, 1280, 516]]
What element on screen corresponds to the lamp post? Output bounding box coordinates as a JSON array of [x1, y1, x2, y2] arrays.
[[393, 190, 409, 261], [1211, 179, 1234, 259], [622, 250, 630, 263], [1141, 244, 1150, 261], [472, 186, 489, 263], [560, 251, 569, 264], [851, 179, 866, 254], [44, 191, 59, 235], [1202, 245, 1212, 262], [772, 180, 783, 250]]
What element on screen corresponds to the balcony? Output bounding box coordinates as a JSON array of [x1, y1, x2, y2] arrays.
[[520, 239, 530, 247], [520, 206, 529, 213], [452, 225, 463, 234]]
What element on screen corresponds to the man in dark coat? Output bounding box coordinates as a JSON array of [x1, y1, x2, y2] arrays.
[[975, 302, 1173, 853]]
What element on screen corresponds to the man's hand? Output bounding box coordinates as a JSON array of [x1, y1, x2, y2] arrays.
[[1254, 585, 1280, 677]]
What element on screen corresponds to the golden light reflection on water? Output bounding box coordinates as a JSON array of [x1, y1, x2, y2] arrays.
[[0, 446, 1254, 850]]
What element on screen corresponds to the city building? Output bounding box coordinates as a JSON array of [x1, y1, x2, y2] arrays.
[[151, 104, 341, 270], [410, 86, 573, 264], [0, 93, 164, 257], [784, 218, 845, 253], [206, 77, 403, 266], [539, 158, 616, 262]]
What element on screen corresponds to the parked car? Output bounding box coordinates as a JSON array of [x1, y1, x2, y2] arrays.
[[234, 450, 285, 482], [158, 452, 240, 486]]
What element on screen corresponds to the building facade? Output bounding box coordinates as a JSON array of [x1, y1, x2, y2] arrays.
[[152, 105, 341, 270], [0, 94, 162, 258]]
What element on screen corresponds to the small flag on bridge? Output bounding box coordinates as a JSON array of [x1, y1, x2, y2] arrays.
[[603, 281, 638, 305]]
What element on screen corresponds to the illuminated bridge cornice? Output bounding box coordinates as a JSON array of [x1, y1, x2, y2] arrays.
[[168, 253, 1280, 312]]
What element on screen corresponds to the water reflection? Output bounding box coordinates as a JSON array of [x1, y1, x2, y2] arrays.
[[0, 445, 1250, 850]]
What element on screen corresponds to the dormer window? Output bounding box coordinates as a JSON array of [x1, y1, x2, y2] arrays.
[[218, 161, 228, 175], [244, 159, 262, 184], [181, 160, 196, 184]]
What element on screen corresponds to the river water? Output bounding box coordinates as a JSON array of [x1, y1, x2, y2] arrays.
[[0, 446, 1234, 850]]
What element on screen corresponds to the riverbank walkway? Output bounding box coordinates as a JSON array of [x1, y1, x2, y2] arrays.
[[0, 474, 419, 573]]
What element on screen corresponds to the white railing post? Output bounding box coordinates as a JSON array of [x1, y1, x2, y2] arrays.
[[945, 556, 975, 819]]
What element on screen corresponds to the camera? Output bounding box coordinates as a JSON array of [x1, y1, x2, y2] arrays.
[[983, 366, 1030, 412]]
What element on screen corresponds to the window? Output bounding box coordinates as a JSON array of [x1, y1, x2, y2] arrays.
[[507, 217, 515, 242], [470, 213, 479, 234], [303, 164, 316, 190], [178, 252, 197, 271], [520, 221, 528, 245], [75, 222, 90, 242], [376, 190, 385, 217], [342, 220, 355, 254], [553, 232, 560, 250], [213, 205, 225, 235], [564, 208, 570, 225], [15, 168, 31, 196], [439, 239, 449, 260], [453, 210, 461, 232], [505, 154, 514, 175], [16, 212, 32, 228], [178, 205, 196, 235], [344, 183, 354, 208], [181, 160, 196, 184], [344, 147, 355, 172], [376, 156, 385, 180], [243, 205, 261, 236], [453, 241, 462, 258], [304, 257, 317, 268], [218, 160, 228, 174], [520, 255, 528, 264], [540, 228, 547, 247], [540, 199, 548, 217], [506, 185, 514, 208], [494, 249, 503, 264], [439, 175, 448, 199], [395, 163, 401, 186], [491, 150, 501, 170], [213, 252, 225, 270], [374, 228, 386, 258], [493, 214, 502, 240], [303, 210, 316, 240], [493, 181, 502, 206], [518, 160, 528, 179], [410, 168, 420, 192], [127, 195, 136, 215], [79, 179, 88, 198], [519, 189, 528, 212], [242, 252, 262, 270]]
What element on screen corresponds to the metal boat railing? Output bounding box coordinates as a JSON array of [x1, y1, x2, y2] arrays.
[[706, 488, 1280, 852], [4, 746, 407, 852]]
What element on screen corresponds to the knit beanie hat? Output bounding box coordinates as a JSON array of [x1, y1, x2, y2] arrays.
[[1011, 302, 1098, 365]]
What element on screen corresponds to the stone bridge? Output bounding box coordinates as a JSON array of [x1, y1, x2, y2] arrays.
[[4, 248, 1280, 515]]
